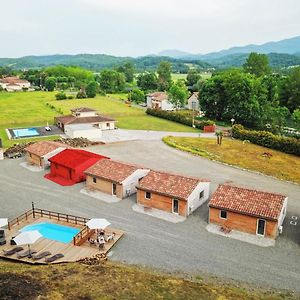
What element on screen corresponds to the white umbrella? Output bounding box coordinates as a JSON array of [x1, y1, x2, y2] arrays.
[[13, 230, 42, 257], [0, 218, 8, 228], [86, 218, 111, 230]]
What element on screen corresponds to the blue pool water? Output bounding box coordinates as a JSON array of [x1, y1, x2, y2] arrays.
[[13, 128, 39, 138], [20, 222, 80, 243]]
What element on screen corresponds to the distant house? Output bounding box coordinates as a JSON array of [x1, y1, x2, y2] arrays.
[[146, 92, 175, 111], [186, 92, 200, 111], [0, 77, 30, 92], [85, 159, 150, 199], [136, 170, 210, 217], [208, 184, 288, 239], [24, 141, 68, 169], [44, 149, 109, 186], [55, 107, 116, 139]]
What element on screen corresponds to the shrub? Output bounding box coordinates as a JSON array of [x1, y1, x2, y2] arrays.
[[67, 95, 74, 99], [232, 124, 300, 156], [55, 92, 67, 100], [146, 108, 214, 129]]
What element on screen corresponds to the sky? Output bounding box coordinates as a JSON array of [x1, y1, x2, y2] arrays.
[[1, 0, 299, 57]]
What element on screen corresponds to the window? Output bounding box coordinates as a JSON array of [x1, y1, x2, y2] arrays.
[[220, 210, 227, 219], [145, 191, 151, 199], [256, 219, 266, 236], [172, 199, 179, 214], [112, 183, 117, 196], [106, 123, 110, 127], [199, 190, 204, 199], [92, 177, 97, 184]]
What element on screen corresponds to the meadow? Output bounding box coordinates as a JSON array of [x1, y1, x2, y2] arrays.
[[0, 91, 197, 147]]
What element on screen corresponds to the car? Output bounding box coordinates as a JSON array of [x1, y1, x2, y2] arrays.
[[45, 126, 52, 131]]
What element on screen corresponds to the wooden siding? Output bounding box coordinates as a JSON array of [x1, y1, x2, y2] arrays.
[[26, 152, 43, 168]]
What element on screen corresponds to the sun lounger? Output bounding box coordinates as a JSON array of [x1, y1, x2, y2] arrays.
[[2, 246, 24, 256], [32, 251, 51, 260], [45, 253, 64, 263], [17, 249, 37, 258]]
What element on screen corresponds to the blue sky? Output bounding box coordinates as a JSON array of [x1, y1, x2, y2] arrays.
[[1, 0, 299, 57]]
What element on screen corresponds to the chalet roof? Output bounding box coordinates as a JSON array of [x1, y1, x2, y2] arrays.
[[49, 149, 108, 170], [147, 92, 168, 102], [25, 141, 68, 157], [71, 107, 96, 113], [0, 76, 29, 84], [85, 159, 147, 184], [208, 184, 287, 220], [56, 115, 115, 126], [137, 170, 210, 201], [189, 92, 199, 100]]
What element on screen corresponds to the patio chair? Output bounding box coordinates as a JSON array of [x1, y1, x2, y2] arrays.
[[2, 246, 24, 256], [17, 249, 37, 258], [32, 251, 52, 260], [45, 253, 64, 263], [0, 230, 6, 246]]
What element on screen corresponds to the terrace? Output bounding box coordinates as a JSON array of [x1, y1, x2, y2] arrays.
[[0, 207, 124, 264]]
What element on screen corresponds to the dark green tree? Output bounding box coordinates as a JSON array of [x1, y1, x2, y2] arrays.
[[137, 72, 158, 91], [186, 69, 201, 88], [44, 77, 56, 91], [157, 61, 172, 91], [243, 52, 271, 77], [98, 70, 125, 93], [168, 80, 189, 109], [117, 62, 135, 83], [130, 89, 145, 103], [86, 81, 98, 98]]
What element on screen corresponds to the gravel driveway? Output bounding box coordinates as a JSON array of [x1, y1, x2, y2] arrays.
[[0, 140, 299, 292]]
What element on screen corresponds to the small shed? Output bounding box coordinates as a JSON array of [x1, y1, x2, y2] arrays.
[[85, 159, 150, 199], [24, 141, 68, 169], [45, 149, 109, 186], [208, 184, 288, 239], [136, 170, 210, 217]]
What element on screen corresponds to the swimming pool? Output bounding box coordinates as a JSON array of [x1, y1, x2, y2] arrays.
[[20, 222, 80, 243], [13, 128, 39, 138]]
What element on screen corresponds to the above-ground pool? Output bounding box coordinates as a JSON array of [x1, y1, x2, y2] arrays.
[[20, 222, 80, 243], [12, 128, 39, 138]]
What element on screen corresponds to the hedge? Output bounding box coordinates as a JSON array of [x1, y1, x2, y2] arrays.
[[232, 124, 300, 156], [146, 109, 214, 130]]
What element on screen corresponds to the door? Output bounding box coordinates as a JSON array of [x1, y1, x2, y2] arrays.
[[172, 199, 179, 214], [112, 183, 117, 196], [257, 219, 266, 236]]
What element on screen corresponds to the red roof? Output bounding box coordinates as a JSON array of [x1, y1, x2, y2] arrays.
[[49, 149, 109, 170], [56, 115, 115, 125], [25, 141, 68, 157], [137, 170, 210, 201], [85, 159, 147, 184], [71, 107, 96, 112], [209, 184, 287, 220]]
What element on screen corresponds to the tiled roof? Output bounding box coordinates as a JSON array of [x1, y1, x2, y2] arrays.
[[0, 76, 29, 84], [56, 115, 115, 125], [137, 170, 210, 201], [25, 141, 67, 157], [71, 107, 96, 112], [85, 159, 146, 183], [147, 92, 168, 102], [208, 184, 286, 220]]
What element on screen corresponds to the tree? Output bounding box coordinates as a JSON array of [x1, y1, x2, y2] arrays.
[[98, 70, 125, 93], [44, 77, 56, 91], [76, 87, 87, 99], [137, 72, 158, 91], [292, 109, 300, 124], [130, 89, 145, 104], [168, 80, 189, 109], [186, 69, 201, 88], [279, 67, 300, 112], [157, 61, 172, 91], [117, 62, 135, 83], [55, 92, 67, 100], [243, 52, 271, 77], [86, 81, 98, 98]]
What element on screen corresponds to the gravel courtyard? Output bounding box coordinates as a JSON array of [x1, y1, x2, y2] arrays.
[[0, 140, 299, 292]]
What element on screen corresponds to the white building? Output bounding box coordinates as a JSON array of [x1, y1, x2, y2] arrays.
[[146, 92, 175, 111], [186, 92, 200, 111], [0, 77, 31, 92]]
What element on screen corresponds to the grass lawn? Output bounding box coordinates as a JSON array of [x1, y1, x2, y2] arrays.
[[0, 91, 197, 147], [0, 260, 296, 300], [172, 73, 187, 81], [163, 136, 300, 183]]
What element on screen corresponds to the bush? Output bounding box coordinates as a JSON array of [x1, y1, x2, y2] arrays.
[[130, 89, 145, 103], [55, 92, 67, 100], [146, 108, 214, 129], [232, 124, 300, 156], [67, 95, 74, 99]]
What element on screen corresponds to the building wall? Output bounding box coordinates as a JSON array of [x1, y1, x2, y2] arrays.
[[187, 98, 200, 111], [122, 169, 150, 197], [65, 126, 103, 139], [98, 121, 115, 130], [161, 100, 175, 111], [73, 111, 97, 118], [137, 189, 187, 216], [43, 147, 66, 168], [25, 152, 43, 168], [146, 96, 152, 108], [209, 207, 278, 239], [187, 182, 210, 215], [86, 175, 123, 198]]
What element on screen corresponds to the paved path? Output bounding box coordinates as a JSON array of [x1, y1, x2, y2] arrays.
[[0, 140, 299, 292]]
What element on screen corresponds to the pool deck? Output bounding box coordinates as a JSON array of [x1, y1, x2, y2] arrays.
[[0, 215, 124, 264]]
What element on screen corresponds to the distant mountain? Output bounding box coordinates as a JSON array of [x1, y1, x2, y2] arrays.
[[157, 49, 193, 58]]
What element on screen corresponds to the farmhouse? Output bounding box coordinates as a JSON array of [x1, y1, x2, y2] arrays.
[[85, 159, 150, 199], [44, 149, 109, 186], [0, 76, 31, 92], [136, 170, 210, 217], [24, 141, 68, 169], [146, 92, 175, 111], [186, 92, 200, 111], [55, 107, 116, 139], [208, 184, 288, 239]]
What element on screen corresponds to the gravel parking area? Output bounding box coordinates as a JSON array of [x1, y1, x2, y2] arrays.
[[0, 140, 299, 292]]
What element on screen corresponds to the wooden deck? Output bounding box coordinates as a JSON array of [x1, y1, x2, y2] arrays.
[[0, 215, 124, 264]]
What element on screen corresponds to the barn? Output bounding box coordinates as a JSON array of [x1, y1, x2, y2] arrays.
[[44, 149, 109, 186]]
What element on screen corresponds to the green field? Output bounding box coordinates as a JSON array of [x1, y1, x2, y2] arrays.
[[0, 91, 197, 147]]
